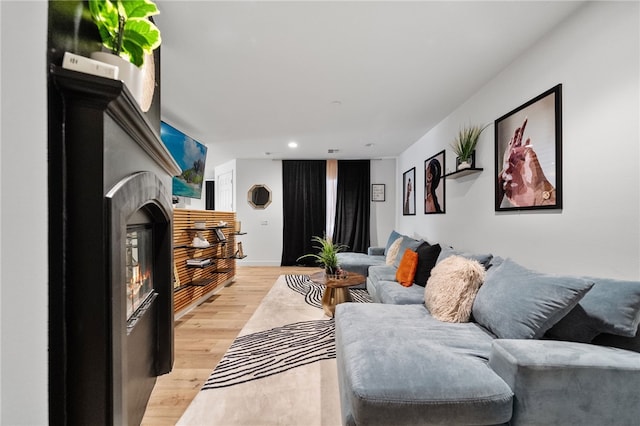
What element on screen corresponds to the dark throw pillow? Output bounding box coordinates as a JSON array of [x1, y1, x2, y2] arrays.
[[547, 277, 640, 342], [414, 243, 441, 287]]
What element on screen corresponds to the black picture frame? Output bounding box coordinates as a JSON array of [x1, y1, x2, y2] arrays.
[[424, 150, 446, 214], [402, 168, 416, 215], [371, 184, 385, 202], [495, 84, 562, 211]]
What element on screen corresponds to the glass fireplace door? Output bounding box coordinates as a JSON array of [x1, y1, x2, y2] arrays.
[[126, 225, 154, 320]]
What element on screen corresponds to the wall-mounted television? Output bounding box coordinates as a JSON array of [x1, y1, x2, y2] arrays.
[[160, 121, 208, 199]]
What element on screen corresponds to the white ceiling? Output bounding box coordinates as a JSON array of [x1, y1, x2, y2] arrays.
[[155, 1, 584, 165]]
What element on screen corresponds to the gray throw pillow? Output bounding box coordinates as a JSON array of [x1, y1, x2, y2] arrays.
[[437, 246, 493, 269], [472, 258, 594, 339], [547, 277, 640, 341], [392, 236, 424, 268], [384, 230, 402, 255]]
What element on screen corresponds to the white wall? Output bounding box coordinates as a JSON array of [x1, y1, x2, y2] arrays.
[[370, 158, 396, 247], [0, 1, 49, 423], [212, 158, 397, 265], [234, 159, 284, 266], [397, 1, 639, 280]]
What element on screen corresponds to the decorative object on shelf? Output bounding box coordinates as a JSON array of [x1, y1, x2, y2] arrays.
[[235, 221, 242, 233], [247, 184, 272, 209], [194, 221, 206, 230], [424, 150, 446, 214], [371, 184, 385, 202], [495, 84, 562, 211], [402, 168, 416, 215], [88, 0, 161, 110], [297, 235, 348, 275], [451, 123, 489, 170], [236, 242, 244, 258], [214, 228, 226, 242], [186, 257, 211, 268], [173, 263, 181, 288], [192, 232, 210, 247], [62, 51, 119, 79], [456, 151, 476, 170]]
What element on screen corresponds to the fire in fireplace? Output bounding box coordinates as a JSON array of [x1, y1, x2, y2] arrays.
[[126, 225, 154, 320]]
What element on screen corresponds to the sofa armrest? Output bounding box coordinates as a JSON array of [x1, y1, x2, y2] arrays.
[[368, 246, 385, 256], [489, 339, 640, 425]]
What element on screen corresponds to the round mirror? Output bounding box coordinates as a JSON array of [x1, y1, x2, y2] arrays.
[[248, 184, 272, 209]]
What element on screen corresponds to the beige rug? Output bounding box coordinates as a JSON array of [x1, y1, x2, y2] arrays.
[[177, 275, 370, 426]]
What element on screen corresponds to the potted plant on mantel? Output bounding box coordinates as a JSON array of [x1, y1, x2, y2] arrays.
[[89, 0, 161, 109], [451, 123, 489, 170], [297, 235, 348, 278]]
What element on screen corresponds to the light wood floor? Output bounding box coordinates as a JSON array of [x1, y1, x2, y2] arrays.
[[141, 266, 319, 425]]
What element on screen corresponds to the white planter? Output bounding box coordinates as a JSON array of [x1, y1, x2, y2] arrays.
[[457, 161, 472, 170], [91, 52, 143, 108]]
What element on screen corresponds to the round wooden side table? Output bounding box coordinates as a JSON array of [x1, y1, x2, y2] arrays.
[[310, 271, 366, 317]]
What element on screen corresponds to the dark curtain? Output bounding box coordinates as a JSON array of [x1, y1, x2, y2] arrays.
[[281, 160, 326, 266], [333, 160, 370, 253]]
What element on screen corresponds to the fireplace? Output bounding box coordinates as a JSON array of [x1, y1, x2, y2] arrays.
[[107, 171, 175, 425], [126, 225, 154, 322], [49, 64, 181, 425]]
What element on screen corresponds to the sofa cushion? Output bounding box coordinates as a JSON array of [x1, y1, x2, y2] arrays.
[[335, 303, 513, 426], [385, 237, 403, 265], [472, 258, 594, 339], [377, 280, 425, 304], [336, 252, 385, 279], [424, 255, 486, 323], [437, 246, 493, 268], [396, 249, 418, 287], [392, 236, 424, 268], [413, 243, 441, 287], [547, 277, 640, 342]]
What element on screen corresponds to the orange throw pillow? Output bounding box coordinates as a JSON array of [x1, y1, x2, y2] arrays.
[[395, 248, 419, 287]]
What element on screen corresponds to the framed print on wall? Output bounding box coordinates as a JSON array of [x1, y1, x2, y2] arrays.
[[402, 168, 416, 215], [424, 150, 445, 214], [372, 184, 385, 201], [495, 84, 562, 211]]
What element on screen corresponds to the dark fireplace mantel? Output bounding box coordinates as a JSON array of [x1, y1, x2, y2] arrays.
[[49, 66, 180, 425]]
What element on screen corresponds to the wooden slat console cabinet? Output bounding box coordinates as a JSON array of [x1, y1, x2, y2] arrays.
[[173, 209, 237, 316]]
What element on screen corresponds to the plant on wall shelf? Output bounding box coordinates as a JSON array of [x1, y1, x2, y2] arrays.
[[89, 0, 161, 67], [451, 123, 489, 169], [297, 235, 348, 275]]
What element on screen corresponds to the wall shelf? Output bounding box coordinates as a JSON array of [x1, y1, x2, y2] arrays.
[[173, 209, 237, 316], [445, 167, 483, 179]]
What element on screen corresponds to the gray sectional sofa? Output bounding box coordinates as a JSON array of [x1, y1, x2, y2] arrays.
[[334, 231, 640, 425]]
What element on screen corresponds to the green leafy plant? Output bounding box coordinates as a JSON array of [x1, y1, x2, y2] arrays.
[[89, 0, 161, 67], [297, 235, 348, 274], [451, 124, 489, 162]]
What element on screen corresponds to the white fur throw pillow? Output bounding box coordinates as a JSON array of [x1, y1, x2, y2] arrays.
[[385, 237, 403, 265], [424, 255, 486, 323]]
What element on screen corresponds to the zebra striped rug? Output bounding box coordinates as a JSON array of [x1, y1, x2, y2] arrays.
[[178, 274, 371, 426]]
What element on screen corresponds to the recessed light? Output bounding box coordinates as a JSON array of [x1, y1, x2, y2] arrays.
[[365, 143, 375, 147], [288, 141, 298, 148]]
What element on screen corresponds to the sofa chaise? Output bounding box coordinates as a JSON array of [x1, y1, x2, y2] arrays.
[[334, 231, 640, 425]]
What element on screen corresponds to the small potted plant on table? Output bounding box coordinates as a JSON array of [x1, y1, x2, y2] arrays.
[[298, 235, 348, 279]]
